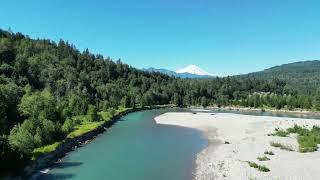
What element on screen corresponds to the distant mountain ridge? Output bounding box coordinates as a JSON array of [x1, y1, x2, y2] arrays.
[[144, 65, 214, 78], [146, 60, 320, 93]]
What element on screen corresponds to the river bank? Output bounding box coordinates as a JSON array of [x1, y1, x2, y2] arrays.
[[155, 112, 320, 180], [26, 105, 171, 179]]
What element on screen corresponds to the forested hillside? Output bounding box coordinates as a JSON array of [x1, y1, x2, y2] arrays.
[[241, 60, 320, 94], [1, 29, 320, 175]]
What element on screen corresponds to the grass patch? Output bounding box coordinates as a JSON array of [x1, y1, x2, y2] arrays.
[[67, 121, 104, 139], [117, 106, 131, 113], [248, 161, 258, 168], [67, 107, 132, 139], [270, 141, 294, 151], [264, 150, 274, 155], [99, 107, 132, 121], [297, 126, 320, 153], [257, 155, 270, 161], [298, 134, 319, 152], [270, 125, 320, 152], [287, 124, 309, 135], [258, 165, 270, 172], [247, 161, 270, 172], [271, 128, 289, 137], [32, 141, 62, 160]]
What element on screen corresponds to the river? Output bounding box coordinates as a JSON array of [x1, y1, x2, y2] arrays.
[[36, 109, 207, 180]]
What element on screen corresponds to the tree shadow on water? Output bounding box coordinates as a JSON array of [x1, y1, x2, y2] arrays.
[[33, 162, 83, 180], [35, 173, 75, 180], [54, 162, 83, 169]]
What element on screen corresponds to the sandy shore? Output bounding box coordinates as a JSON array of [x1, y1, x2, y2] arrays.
[[189, 106, 320, 117], [155, 112, 320, 180]]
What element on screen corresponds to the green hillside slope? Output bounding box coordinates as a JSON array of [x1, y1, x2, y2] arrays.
[[240, 60, 320, 94]]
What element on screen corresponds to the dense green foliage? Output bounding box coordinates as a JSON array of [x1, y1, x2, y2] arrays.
[[0, 29, 319, 174]]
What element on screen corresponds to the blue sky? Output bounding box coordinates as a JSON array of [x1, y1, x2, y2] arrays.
[[1, 0, 320, 76]]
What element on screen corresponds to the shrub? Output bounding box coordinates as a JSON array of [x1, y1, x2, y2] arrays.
[[257, 156, 270, 161], [258, 165, 270, 172], [9, 120, 36, 155], [108, 108, 117, 117], [264, 150, 274, 155], [87, 105, 100, 122], [248, 161, 258, 168], [270, 141, 294, 151], [9, 118, 58, 155], [62, 118, 76, 134], [270, 125, 320, 153], [298, 134, 319, 152], [286, 125, 320, 153], [287, 124, 309, 135], [272, 128, 289, 137], [247, 161, 270, 172]]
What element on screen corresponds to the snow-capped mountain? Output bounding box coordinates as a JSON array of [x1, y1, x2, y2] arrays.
[[176, 65, 213, 76], [144, 65, 214, 78]]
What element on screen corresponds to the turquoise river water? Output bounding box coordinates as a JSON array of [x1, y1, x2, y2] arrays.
[[36, 109, 207, 180]]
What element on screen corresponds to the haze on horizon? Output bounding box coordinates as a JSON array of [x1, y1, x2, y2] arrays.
[[1, 0, 320, 76]]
